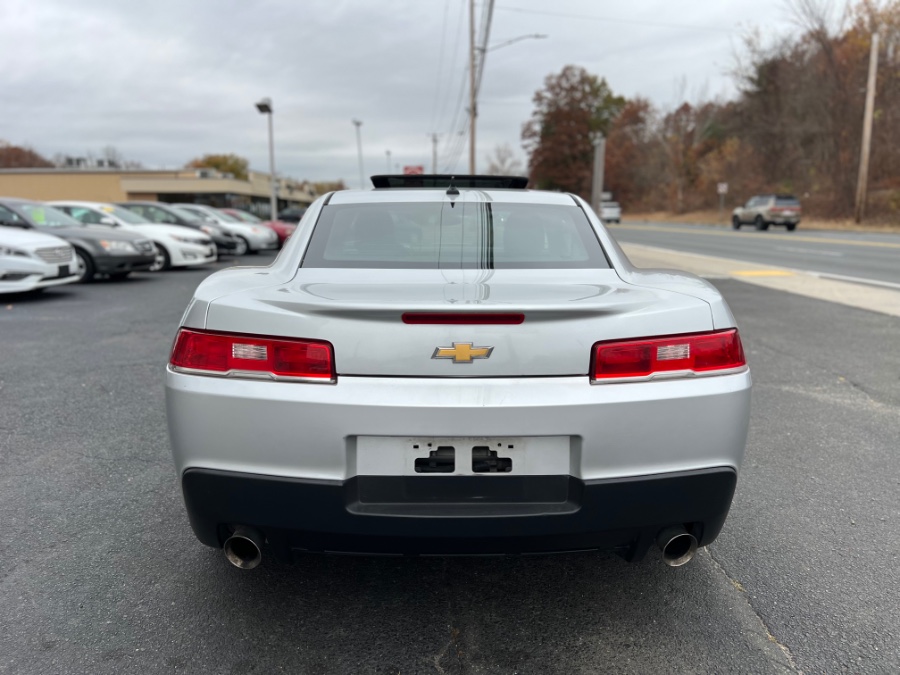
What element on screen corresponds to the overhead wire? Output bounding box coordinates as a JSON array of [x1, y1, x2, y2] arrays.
[[427, 0, 453, 134], [440, 0, 494, 173], [431, 0, 468, 170]]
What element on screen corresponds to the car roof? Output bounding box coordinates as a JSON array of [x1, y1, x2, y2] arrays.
[[49, 200, 107, 207], [119, 201, 179, 209]]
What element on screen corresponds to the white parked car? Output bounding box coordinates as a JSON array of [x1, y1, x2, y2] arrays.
[[600, 201, 622, 224], [0, 226, 79, 293], [51, 201, 217, 271], [174, 204, 279, 255]]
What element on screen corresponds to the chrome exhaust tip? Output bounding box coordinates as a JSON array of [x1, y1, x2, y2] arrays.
[[223, 525, 264, 570], [657, 526, 699, 567]]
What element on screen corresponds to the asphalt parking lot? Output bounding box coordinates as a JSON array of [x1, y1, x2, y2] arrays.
[[2, 253, 899, 674]]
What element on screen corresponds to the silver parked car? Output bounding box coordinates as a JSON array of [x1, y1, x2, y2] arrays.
[[166, 174, 751, 570], [732, 194, 801, 231], [174, 204, 279, 255]]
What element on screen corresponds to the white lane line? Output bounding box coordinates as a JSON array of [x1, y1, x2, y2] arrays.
[[775, 246, 844, 257], [807, 271, 900, 292], [618, 223, 900, 249]]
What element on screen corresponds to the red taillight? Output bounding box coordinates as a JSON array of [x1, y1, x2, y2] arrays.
[[169, 329, 335, 382], [402, 312, 525, 325], [591, 329, 746, 382]]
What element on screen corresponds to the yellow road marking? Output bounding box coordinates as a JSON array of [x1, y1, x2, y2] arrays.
[[619, 224, 900, 249], [731, 270, 795, 277]]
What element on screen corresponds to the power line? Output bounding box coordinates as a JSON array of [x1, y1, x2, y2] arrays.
[[427, 0, 453, 134], [493, 5, 734, 33], [434, 1, 467, 135], [475, 0, 495, 96], [439, 63, 471, 168]]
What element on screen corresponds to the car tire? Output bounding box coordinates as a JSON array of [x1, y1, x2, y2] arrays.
[[149, 244, 171, 272], [732, 216, 741, 229], [74, 249, 95, 283], [754, 216, 769, 231], [786, 223, 797, 232], [233, 236, 249, 256]]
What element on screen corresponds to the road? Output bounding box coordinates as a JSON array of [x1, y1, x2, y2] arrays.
[[609, 222, 900, 288], [1, 253, 899, 674]]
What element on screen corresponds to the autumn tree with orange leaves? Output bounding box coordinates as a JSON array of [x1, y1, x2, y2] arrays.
[[522, 66, 624, 200], [522, 0, 900, 220], [0, 142, 54, 168]]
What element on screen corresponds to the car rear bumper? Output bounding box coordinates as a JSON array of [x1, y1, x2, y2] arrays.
[[167, 370, 750, 557], [166, 370, 751, 482], [181, 466, 737, 559]]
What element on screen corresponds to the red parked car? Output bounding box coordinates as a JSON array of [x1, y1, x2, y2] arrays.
[[219, 209, 296, 246]]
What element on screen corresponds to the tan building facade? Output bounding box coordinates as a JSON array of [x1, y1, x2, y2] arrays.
[[0, 168, 317, 218]]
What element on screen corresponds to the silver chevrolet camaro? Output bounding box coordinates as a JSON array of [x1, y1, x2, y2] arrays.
[[165, 175, 751, 570]]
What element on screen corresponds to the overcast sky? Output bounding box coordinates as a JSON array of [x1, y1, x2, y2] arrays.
[[2, 0, 813, 187]]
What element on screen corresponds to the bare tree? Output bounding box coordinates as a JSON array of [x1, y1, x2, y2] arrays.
[[484, 144, 524, 175]]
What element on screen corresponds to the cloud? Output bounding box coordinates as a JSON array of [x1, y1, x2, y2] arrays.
[[1, 0, 795, 185]]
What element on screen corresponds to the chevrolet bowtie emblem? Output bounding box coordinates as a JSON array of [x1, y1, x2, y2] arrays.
[[432, 342, 494, 364]]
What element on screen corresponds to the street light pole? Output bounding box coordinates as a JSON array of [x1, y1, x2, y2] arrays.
[[468, 20, 547, 175], [590, 133, 606, 217], [430, 133, 439, 173], [352, 119, 364, 189], [255, 97, 277, 219], [468, 0, 477, 174]]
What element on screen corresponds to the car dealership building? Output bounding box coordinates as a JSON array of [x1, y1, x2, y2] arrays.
[[0, 168, 316, 218]]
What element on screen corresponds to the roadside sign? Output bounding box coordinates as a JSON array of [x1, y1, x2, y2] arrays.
[[601, 191, 613, 200], [717, 182, 729, 195], [403, 165, 424, 175]]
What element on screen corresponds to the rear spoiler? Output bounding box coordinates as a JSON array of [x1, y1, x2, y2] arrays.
[[370, 174, 528, 190]]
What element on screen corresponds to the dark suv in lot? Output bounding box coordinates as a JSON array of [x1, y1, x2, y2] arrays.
[[732, 194, 801, 231]]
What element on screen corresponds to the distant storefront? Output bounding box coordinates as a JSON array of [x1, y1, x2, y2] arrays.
[[0, 168, 316, 218]]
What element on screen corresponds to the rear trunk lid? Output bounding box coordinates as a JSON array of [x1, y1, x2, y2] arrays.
[[205, 268, 714, 377]]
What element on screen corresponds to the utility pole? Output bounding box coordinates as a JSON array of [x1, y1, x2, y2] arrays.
[[352, 119, 364, 189], [468, 0, 477, 174], [855, 32, 879, 223], [590, 134, 606, 216], [386, 149, 392, 173]]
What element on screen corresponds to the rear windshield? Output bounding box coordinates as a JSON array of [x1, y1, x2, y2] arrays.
[[775, 197, 800, 206], [301, 202, 609, 269]]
